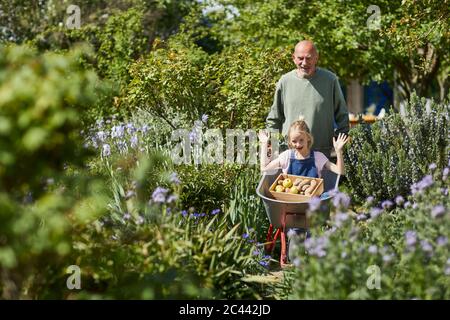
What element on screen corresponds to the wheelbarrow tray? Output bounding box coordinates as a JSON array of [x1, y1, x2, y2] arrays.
[[256, 169, 339, 229]]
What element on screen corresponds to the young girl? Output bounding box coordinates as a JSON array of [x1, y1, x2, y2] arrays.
[[259, 117, 349, 177]]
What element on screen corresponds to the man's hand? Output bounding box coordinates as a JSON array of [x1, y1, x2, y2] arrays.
[[333, 133, 349, 153]]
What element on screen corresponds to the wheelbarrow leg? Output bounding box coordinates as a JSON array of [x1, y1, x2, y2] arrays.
[[265, 225, 281, 254], [280, 214, 288, 267], [265, 224, 274, 252]]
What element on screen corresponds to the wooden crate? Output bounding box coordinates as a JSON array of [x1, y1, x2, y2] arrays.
[[269, 173, 323, 202]]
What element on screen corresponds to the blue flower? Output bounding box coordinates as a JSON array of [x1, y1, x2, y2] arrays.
[[428, 163, 437, 171], [181, 210, 188, 217], [211, 208, 221, 215], [242, 233, 249, 239]]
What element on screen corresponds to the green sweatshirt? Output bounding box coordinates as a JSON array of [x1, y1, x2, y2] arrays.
[[266, 68, 349, 156]]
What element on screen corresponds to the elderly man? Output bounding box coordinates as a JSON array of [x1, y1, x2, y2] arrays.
[[266, 40, 349, 158]]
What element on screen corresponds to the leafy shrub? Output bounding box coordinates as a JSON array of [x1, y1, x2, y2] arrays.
[[0, 44, 109, 299], [344, 93, 449, 203]]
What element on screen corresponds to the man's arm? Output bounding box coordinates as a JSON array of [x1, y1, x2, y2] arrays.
[[333, 77, 350, 136], [266, 80, 285, 131]]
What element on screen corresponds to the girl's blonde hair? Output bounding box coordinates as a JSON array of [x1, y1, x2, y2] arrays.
[[287, 116, 314, 149]]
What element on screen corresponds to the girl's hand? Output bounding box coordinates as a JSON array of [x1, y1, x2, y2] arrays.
[[333, 133, 349, 152], [259, 130, 270, 144]]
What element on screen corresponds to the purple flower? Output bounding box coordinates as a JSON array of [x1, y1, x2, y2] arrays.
[[111, 125, 125, 139], [366, 196, 375, 205], [308, 196, 321, 212], [130, 134, 138, 148], [242, 233, 249, 239], [304, 236, 328, 258], [431, 205, 446, 219], [442, 167, 449, 180], [428, 163, 437, 171], [167, 194, 178, 203], [405, 231, 417, 247], [169, 172, 180, 185], [211, 209, 221, 215], [253, 249, 261, 256], [395, 196, 405, 206], [370, 207, 382, 219], [383, 254, 394, 263], [420, 240, 433, 253], [201, 114, 209, 123], [334, 212, 349, 227], [293, 257, 301, 267], [404, 201, 411, 208], [151, 187, 168, 203], [356, 214, 367, 221], [382, 200, 394, 210], [441, 188, 449, 196], [181, 210, 188, 217], [411, 175, 433, 194], [436, 236, 448, 247], [96, 130, 107, 142], [102, 144, 111, 157], [332, 192, 350, 209]]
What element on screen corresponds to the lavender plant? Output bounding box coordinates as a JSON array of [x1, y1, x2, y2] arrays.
[[344, 93, 449, 203]]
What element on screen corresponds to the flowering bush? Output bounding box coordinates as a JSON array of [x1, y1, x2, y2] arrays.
[[344, 93, 449, 203], [289, 165, 449, 299]]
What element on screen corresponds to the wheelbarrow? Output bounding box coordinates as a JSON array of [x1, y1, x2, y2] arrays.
[[256, 169, 340, 266]]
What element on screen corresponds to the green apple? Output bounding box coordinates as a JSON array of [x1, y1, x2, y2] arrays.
[[275, 185, 285, 192], [282, 178, 293, 188], [290, 186, 300, 194]]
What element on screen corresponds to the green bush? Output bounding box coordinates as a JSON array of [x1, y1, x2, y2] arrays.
[[344, 93, 449, 203], [0, 44, 109, 299]]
